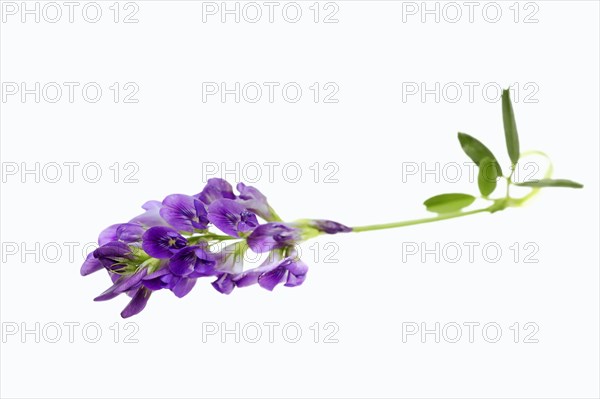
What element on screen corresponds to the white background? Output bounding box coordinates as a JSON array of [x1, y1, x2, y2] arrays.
[[1, 1, 599, 398]]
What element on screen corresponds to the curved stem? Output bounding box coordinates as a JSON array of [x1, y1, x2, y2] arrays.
[[508, 150, 554, 205], [505, 169, 514, 199]]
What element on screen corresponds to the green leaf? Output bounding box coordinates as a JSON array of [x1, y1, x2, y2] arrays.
[[502, 89, 520, 165], [477, 157, 499, 197], [423, 193, 476, 214], [458, 132, 503, 176], [515, 179, 584, 189]]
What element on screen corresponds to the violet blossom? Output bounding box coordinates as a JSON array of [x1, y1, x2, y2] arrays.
[[81, 178, 350, 318]]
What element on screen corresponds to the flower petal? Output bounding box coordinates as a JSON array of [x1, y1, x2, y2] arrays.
[[285, 272, 306, 287], [207, 199, 258, 237], [234, 251, 283, 288], [236, 182, 278, 221], [142, 200, 162, 210], [93, 284, 122, 301], [143, 268, 172, 290], [191, 248, 217, 276], [94, 268, 147, 301], [143, 264, 170, 280], [196, 178, 236, 205], [141, 226, 187, 259], [93, 241, 131, 259], [309, 219, 352, 234], [130, 201, 169, 228], [160, 194, 209, 233], [116, 223, 145, 243], [169, 246, 198, 277], [214, 242, 245, 274], [143, 278, 166, 291], [93, 241, 133, 271], [246, 223, 301, 253], [211, 274, 235, 294], [114, 269, 147, 294], [98, 224, 120, 245], [283, 255, 308, 276], [121, 287, 152, 318], [258, 266, 287, 291], [80, 253, 103, 276], [171, 277, 197, 298]]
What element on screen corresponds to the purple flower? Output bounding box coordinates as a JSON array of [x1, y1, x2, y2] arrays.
[[259, 256, 308, 290], [168, 276, 198, 298], [83, 222, 149, 276], [234, 250, 308, 291], [210, 242, 246, 294], [93, 267, 153, 318], [212, 273, 236, 294], [93, 241, 136, 273], [150, 272, 197, 298], [116, 223, 146, 242], [233, 251, 284, 288], [138, 245, 217, 299], [81, 179, 338, 318], [94, 267, 153, 318], [98, 224, 122, 246], [99, 202, 170, 247], [80, 253, 103, 276], [141, 267, 171, 291], [141, 226, 187, 258], [169, 245, 216, 277], [97, 223, 145, 249], [236, 182, 280, 222], [121, 287, 152, 318], [207, 199, 259, 237], [196, 178, 236, 205], [246, 223, 301, 253], [94, 267, 148, 301], [160, 194, 209, 232], [307, 219, 352, 234], [197, 179, 280, 222], [143, 263, 202, 298]]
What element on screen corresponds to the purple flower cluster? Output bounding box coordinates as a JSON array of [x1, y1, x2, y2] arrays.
[[81, 179, 351, 318]]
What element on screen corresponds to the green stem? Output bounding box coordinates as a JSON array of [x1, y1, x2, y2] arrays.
[[505, 169, 514, 199], [351, 206, 493, 233], [509, 150, 554, 206]]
